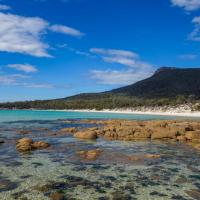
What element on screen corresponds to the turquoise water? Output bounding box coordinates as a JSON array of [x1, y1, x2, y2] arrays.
[[0, 110, 200, 199], [0, 110, 198, 122], [0, 118, 200, 200]]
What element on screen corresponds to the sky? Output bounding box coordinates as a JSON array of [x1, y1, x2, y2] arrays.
[[1, 0, 200, 102]]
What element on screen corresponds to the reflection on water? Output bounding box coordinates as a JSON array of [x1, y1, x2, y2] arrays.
[[0, 119, 200, 200]]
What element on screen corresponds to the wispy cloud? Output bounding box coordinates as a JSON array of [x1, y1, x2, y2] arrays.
[[0, 4, 11, 11], [90, 48, 139, 58], [20, 83, 54, 89], [0, 11, 84, 57], [90, 48, 154, 85], [8, 64, 38, 73], [0, 73, 29, 85], [171, 0, 200, 11], [170, 1, 200, 44], [90, 68, 154, 85], [49, 25, 84, 37], [178, 54, 198, 60], [90, 48, 152, 68], [67, 46, 95, 58], [0, 73, 54, 89], [188, 16, 200, 41]]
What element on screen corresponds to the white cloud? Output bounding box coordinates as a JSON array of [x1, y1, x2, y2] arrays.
[[50, 24, 84, 37], [90, 48, 154, 85], [8, 64, 38, 73], [171, 0, 200, 11], [90, 48, 152, 68], [102, 56, 151, 68], [188, 16, 200, 41], [0, 4, 11, 11], [0, 12, 83, 57], [0, 73, 54, 89], [178, 54, 197, 60], [21, 83, 54, 89], [0, 75, 16, 85], [0, 73, 29, 85], [192, 16, 200, 24], [90, 68, 153, 85], [90, 48, 139, 58], [0, 12, 50, 57]]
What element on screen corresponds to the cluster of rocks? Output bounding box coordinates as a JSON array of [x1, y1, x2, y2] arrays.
[[16, 138, 50, 152], [70, 120, 200, 151]]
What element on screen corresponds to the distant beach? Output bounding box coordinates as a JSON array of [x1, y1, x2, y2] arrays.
[[47, 107, 200, 118]]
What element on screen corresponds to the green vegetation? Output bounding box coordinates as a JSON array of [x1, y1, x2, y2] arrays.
[[0, 94, 199, 110], [1, 67, 200, 110]]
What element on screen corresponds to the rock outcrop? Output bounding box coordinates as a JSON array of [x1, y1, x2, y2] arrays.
[[74, 130, 98, 140], [73, 119, 200, 151], [16, 138, 50, 152]]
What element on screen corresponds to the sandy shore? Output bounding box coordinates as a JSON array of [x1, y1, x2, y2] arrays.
[[42, 108, 200, 117]]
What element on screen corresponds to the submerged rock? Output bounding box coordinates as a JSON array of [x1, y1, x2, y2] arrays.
[[0, 139, 5, 144], [128, 155, 141, 161], [59, 127, 78, 134], [35, 127, 49, 131], [77, 149, 102, 160], [144, 154, 161, 159], [50, 192, 65, 200], [17, 130, 31, 135], [33, 183, 53, 192], [32, 141, 50, 149], [0, 179, 18, 192], [186, 189, 200, 200]]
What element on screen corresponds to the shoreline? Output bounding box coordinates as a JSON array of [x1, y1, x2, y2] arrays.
[[31, 108, 200, 117], [2, 107, 200, 118]]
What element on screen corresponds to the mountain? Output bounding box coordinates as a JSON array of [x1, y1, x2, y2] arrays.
[[1, 67, 200, 110], [64, 67, 200, 100], [110, 67, 200, 98]]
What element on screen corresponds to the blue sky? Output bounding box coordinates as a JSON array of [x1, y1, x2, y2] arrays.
[[1, 0, 200, 102]]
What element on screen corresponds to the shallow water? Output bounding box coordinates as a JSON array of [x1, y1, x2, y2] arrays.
[[0, 118, 200, 200], [0, 110, 199, 123]]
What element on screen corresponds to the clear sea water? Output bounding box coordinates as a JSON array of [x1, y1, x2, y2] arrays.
[[0, 109, 199, 123], [0, 110, 200, 200]]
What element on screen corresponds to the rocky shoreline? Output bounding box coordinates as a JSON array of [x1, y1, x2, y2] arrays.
[[1, 118, 200, 200], [63, 119, 200, 151], [14, 119, 200, 155]]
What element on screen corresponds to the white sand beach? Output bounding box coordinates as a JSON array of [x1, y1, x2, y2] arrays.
[[65, 109, 200, 117], [42, 105, 200, 117]]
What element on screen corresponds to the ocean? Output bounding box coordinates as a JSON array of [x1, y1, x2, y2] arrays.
[[0, 110, 200, 199], [0, 109, 197, 123]]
